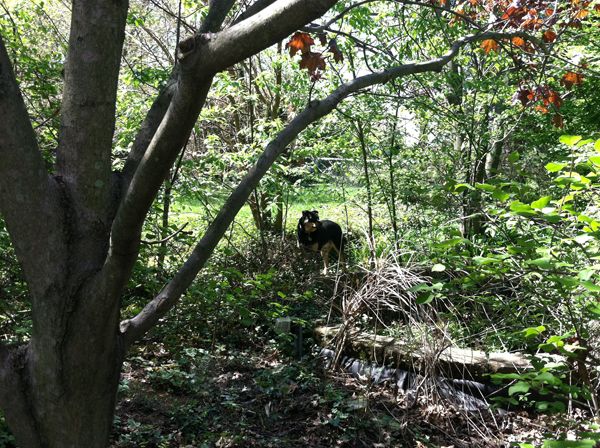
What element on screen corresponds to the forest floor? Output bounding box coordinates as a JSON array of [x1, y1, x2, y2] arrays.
[[110, 340, 592, 448]]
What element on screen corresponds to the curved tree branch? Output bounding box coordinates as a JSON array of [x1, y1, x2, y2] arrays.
[[119, 29, 532, 346], [105, 0, 339, 301]]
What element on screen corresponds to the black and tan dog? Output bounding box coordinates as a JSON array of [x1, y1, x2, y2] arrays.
[[297, 210, 344, 274]]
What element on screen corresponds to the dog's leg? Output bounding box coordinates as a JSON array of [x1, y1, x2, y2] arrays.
[[321, 242, 334, 275]]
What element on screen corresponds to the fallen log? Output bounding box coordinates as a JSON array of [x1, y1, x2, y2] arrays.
[[315, 325, 564, 380]]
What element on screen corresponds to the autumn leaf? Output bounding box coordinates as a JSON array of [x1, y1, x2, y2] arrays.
[[299, 52, 326, 75], [481, 39, 499, 54], [285, 32, 314, 57], [552, 114, 564, 128], [561, 71, 584, 89], [317, 32, 327, 46], [535, 104, 549, 114], [329, 39, 344, 63], [513, 88, 533, 106], [542, 89, 563, 109], [521, 17, 543, 29], [542, 29, 557, 42], [512, 37, 526, 47]]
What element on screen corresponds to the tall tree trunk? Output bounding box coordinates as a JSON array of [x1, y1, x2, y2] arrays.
[[356, 121, 376, 265]]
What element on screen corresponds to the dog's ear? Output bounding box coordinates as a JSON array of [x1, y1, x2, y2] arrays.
[[312, 210, 319, 217], [302, 210, 309, 216]]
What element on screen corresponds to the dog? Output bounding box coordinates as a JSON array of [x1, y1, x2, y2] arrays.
[[297, 210, 344, 275]]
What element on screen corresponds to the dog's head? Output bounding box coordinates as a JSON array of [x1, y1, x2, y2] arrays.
[[298, 210, 319, 233]]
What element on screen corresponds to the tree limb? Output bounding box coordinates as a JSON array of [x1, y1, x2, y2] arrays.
[[120, 0, 237, 188], [106, 0, 339, 298], [56, 0, 129, 219], [0, 36, 65, 299], [179, 0, 338, 75], [119, 29, 525, 346]]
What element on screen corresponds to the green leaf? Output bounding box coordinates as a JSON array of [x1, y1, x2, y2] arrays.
[[587, 304, 600, 316], [581, 281, 600, 292], [543, 440, 596, 448], [531, 196, 552, 210], [475, 182, 496, 192], [492, 190, 511, 201], [454, 183, 475, 192], [416, 293, 434, 305], [595, 139, 600, 152], [508, 381, 530, 396], [527, 257, 554, 270], [559, 135, 582, 146], [434, 238, 469, 249], [546, 162, 568, 172], [522, 325, 546, 338], [510, 201, 537, 217], [431, 263, 446, 272], [589, 155, 600, 166], [508, 152, 520, 163], [472, 256, 502, 265]]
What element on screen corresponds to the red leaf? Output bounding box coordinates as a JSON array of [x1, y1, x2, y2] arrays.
[[512, 36, 526, 47], [329, 39, 344, 63], [513, 88, 533, 106], [561, 71, 584, 89], [299, 52, 326, 75], [521, 17, 543, 29], [552, 114, 564, 128], [480, 39, 499, 54], [542, 89, 563, 109], [317, 32, 327, 46], [285, 32, 315, 57], [542, 29, 557, 42]]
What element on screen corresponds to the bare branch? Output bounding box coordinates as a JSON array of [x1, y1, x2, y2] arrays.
[[140, 24, 175, 65], [141, 223, 189, 245], [119, 29, 522, 345], [232, 0, 277, 24]]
